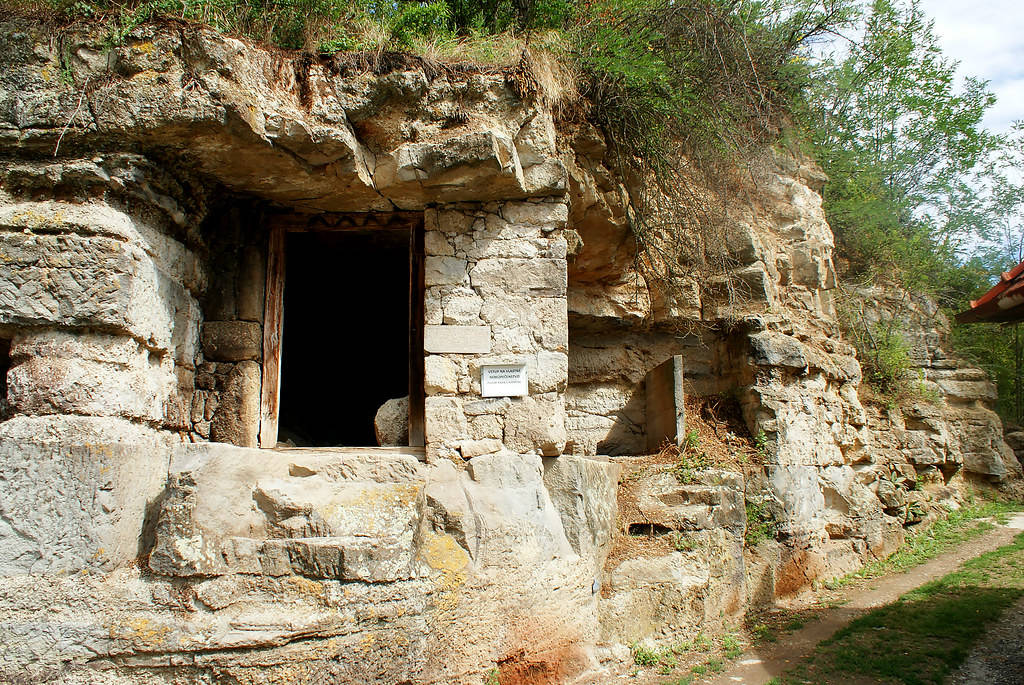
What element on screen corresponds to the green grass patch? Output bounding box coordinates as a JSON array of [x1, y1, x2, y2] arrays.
[[825, 498, 1023, 589], [779, 531, 1024, 684], [722, 633, 743, 659], [631, 629, 749, 679], [783, 618, 806, 631], [630, 642, 663, 667], [666, 677, 693, 685]]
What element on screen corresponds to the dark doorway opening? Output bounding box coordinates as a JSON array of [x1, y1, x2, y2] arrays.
[[277, 228, 410, 447]]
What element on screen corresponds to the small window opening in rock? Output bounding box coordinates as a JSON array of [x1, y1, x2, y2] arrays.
[[627, 522, 675, 537], [278, 228, 411, 447]]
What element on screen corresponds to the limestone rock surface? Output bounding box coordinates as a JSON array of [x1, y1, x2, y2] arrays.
[[1, 442, 618, 684]]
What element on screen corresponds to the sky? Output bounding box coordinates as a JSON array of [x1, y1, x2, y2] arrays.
[[921, 0, 1024, 134]]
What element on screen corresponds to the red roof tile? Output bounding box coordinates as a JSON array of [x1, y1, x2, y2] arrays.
[[956, 258, 1024, 324]]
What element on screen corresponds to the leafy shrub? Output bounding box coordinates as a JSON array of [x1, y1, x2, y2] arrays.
[[835, 288, 945, 404], [864, 325, 914, 395], [443, 0, 571, 33], [22, 0, 576, 51], [754, 430, 770, 458], [26, 0, 375, 50], [390, 1, 453, 47], [745, 498, 778, 547], [561, 0, 855, 304], [722, 633, 743, 659], [669, 437, 709, 484], [669, 531, 695, 552]]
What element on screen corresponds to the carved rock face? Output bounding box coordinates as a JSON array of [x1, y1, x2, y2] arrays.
[[0, 15, 1020, 685]]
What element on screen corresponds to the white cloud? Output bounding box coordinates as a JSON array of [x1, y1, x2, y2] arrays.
[[920, 0, 1024, 132]]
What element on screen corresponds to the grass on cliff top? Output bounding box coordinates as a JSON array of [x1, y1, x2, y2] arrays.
[[1, 0, 554, 65], [825, 497, 1023, 590], [777, 530, 1024, 685], [5, 0, 850, 313]]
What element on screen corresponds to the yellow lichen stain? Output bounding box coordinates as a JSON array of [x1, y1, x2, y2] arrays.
[[420, 531, 469, 571], [323, 482, 424, 530], [132, 41, 156, 54], [418, 531, 469, 613], [282, 575, 327, 603], [111, 617, 172, 647], [12, 208, 67, 231], [12, 210, 46, 229], [352, 483, 422, 508], [40, 65, 55, 83], [131, 69, 160, 82]]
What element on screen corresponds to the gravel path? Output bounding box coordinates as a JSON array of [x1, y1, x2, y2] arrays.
[[947, 513, 1024, 685], [947, 594, 1024, 685]]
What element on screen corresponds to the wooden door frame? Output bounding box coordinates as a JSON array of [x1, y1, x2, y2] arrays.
[[258, 212, 426, 449]]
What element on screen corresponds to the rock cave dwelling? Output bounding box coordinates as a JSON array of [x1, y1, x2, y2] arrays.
[[0, 15, 1022, 685]]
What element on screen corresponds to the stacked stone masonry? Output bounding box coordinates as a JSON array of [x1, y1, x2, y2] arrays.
[[422, 200, 570, 461]]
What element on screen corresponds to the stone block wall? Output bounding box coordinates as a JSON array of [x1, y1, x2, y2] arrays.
[[422, 199, 571, 460], [193, 205, 266, 446]]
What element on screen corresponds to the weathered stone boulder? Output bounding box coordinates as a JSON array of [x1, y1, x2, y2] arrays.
[[1, 441, 619, 683], [0, 443, 166, 575], [543, 455, 621, 572], [149, 449, 424, 580], [1, 19, 566, 212], [375, 395, 410, 446], [750, 331, 808, 371]]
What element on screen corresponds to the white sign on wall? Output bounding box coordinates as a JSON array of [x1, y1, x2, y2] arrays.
[[480, 364, 528, 397]]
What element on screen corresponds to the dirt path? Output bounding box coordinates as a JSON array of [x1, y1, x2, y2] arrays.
[[703, 513, 1024, 685]]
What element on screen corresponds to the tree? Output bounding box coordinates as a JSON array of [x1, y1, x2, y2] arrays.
[[950, 122, 1024, 423], [806, 0, 999, 290]]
